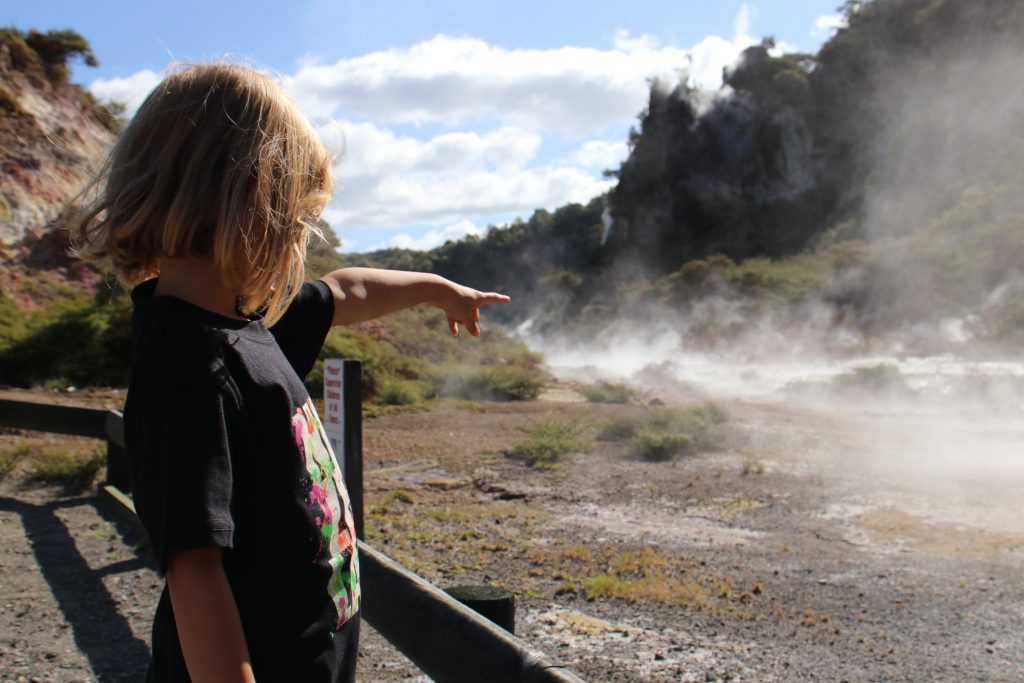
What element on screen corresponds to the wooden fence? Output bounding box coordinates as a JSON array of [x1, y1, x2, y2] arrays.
[[0, 371, 586, 683]]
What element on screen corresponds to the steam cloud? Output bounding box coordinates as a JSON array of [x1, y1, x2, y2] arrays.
[[521, 13, 1024, 535]]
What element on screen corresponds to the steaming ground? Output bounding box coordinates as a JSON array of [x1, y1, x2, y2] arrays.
[[4, 365, 1024, 681], [541, 332, 1024, 534]]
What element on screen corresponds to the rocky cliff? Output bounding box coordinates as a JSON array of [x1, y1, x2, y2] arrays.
[[0, 29, 117, 298]]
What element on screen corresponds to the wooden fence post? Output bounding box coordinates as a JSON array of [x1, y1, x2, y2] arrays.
[[104, 410, 130, 493], [446, 585, 516, 634]]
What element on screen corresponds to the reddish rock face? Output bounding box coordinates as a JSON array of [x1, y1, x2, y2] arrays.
[[0, 37, 116, 300], [0, 39, 116, 249]]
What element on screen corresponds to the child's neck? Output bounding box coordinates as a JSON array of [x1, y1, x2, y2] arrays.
[[155, 256, 246, 320]]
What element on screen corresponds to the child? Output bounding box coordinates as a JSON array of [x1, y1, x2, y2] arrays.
[[74, 63, 509, 683]]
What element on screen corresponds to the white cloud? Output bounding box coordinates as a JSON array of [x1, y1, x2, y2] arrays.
[[91, 24, 757, 130], [569, 140, 630, 170], [383, 220, 484, 251], [321, 118, 612, 231], [811, 13, 848, 41], [330, 162, 611, 229], [288, 34, 696, 132], [88, 69, 162, 115], [327, 122, 541, 175], [86, 6, 770, 252]]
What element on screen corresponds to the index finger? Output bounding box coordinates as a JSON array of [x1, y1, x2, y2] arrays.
[[477, 293, 511, 305]]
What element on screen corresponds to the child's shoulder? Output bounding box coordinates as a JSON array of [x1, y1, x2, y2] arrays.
[[132, 297, 242, 383]]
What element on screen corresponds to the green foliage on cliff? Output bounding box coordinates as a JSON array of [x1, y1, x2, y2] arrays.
[[0, 27, 98, 82]]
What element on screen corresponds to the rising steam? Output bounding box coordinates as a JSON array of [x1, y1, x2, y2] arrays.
[[519, 11, 1024, 536]]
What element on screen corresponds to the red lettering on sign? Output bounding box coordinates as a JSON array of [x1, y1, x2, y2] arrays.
[[326, 366, 340, 375]]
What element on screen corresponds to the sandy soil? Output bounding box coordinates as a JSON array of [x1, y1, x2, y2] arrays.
[[2, 387, 1023, 682]]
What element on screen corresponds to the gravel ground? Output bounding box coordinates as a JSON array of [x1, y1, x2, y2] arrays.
[[2, 389, 1023, 682]]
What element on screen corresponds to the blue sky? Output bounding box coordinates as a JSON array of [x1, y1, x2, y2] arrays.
[[9, 1, 845, 252]]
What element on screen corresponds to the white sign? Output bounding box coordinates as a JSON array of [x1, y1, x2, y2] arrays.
[[323, 359, 345, 468]]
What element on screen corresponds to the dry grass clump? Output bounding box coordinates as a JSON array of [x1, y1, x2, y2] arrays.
[[0, 438, 105, 490], [526, 542, 763, 615]]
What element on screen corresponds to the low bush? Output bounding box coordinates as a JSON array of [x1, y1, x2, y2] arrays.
[[0, 289, 132, 388], [509, 420, 588, 468], [377, 379, 423, 406], [597, 416, 639, 441], [463, 364, 547, 401], [600, 402, 729, 462], [631, 427, 693, 462], [831, 364, 910, 394], [310, 305, 546, 405], [579, 381, 637, 404]]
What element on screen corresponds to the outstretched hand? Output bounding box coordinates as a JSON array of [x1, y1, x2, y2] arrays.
[[433, 285, 510, 337]]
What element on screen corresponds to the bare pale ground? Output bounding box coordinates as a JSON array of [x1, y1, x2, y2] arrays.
[[2, 386, 1023, 682]]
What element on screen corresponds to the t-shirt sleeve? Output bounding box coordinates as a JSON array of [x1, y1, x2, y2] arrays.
[[269, 280, 335, 380], [129, 361, 242, 572]]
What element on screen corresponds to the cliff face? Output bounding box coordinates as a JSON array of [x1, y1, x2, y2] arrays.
[[0, 37, 115, 248]]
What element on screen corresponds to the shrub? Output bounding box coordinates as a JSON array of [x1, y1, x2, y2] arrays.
[[631, 427, 693, 462], [0, 291, 132, 388], [600, 402, 729, 462], [377, 379, 422, 406], [831, 364, 910, 393], [476, 364, 547, 401], [579, 381, 637, 404], [509, 420, 587, 468], [310, 305, 545, 405], [597, 416, 639, 441], [445, 363, 547, 402]]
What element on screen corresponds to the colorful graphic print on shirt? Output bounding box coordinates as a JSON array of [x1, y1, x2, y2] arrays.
[[292, 398, 361, 627]]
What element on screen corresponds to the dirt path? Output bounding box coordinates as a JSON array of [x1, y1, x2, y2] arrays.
[[2, 392, 1023, 681]]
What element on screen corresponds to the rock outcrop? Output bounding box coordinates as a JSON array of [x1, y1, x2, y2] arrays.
[[0, 34, 116, 248]]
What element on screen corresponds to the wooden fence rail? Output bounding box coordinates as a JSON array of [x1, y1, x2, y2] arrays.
[[0, 394, 586, 683]]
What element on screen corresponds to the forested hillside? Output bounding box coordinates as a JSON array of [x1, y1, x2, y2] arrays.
[[351, 0, 1024, 353]]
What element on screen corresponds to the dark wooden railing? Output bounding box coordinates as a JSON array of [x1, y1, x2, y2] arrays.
[[0, 372, 586, 683]]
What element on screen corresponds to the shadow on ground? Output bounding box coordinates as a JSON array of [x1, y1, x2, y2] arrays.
[[0, 494, 152, 682]]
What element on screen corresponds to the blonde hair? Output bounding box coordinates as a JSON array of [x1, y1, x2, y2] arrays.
[[74, 62, 334, 325]]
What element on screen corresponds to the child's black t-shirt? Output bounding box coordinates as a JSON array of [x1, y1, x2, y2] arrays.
[[124, 279, 360, 683]]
